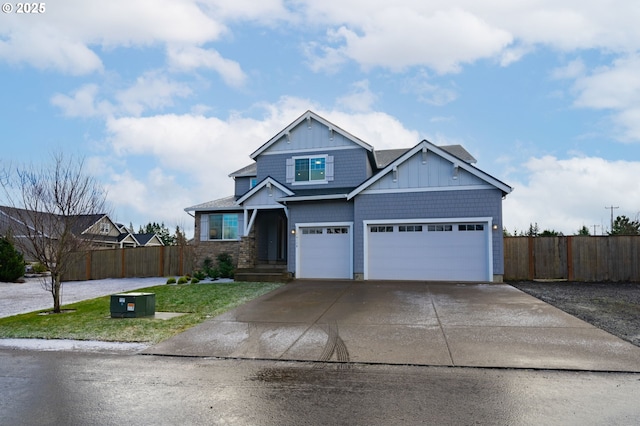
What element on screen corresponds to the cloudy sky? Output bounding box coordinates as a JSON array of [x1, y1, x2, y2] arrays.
[[1, 1, 639, 237]]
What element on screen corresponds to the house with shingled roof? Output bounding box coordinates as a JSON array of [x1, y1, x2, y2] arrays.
[[185, 110, 512, 282]]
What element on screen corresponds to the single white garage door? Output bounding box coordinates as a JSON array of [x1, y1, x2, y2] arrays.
[[366, 222, 489, 281], [297, 225, 352, 279]]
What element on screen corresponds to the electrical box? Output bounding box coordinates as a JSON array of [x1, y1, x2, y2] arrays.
[[110, 292, 155, 318]]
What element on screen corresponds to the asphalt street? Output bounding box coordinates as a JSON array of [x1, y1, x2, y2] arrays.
[[1, 350, 639, 425]]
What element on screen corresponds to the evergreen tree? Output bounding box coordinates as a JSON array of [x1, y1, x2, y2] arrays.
[[609, 215, 640, 235], [0, 236, 25, 282]]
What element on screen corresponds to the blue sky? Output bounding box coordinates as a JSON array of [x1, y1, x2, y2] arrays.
[[1, 1, 639, 237]]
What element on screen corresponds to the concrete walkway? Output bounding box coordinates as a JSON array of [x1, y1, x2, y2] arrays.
[[144, 280, 640, 372]]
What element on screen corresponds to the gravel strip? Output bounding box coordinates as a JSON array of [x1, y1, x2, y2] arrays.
[[510, 281, 640, 347]]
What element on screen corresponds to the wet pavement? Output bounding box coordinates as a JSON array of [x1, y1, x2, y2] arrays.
[[144, 280, 640, 372], [3, 351, 639, 425]]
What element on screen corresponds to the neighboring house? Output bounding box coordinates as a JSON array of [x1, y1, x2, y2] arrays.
[[185, 111, 512, 282], [0, 207, 138, 258], [115, 224, 165, 248]]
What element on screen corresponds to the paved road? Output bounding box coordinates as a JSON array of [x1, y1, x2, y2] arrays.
[[1, 350, 639, 425]]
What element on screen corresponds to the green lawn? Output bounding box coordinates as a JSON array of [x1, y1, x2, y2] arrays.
[[0, 282, 283, 344]]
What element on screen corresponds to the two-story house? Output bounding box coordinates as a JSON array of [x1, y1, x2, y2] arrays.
[[185, 111, 512, 282]]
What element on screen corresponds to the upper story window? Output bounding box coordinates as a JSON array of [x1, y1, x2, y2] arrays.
[[249, 178, 257, 188], [100, 222, 110, 234], [286, 155, 333, 185], [295, 157, 325, 182]]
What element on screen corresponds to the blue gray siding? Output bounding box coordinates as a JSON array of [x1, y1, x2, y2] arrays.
[[257, 148, 370, 190], [234, 177, 252, 198], [353, 189, 505, 276]]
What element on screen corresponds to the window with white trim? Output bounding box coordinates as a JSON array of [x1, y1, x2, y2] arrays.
[[209, 214, 239, 240], [286, 155, 334, 184]]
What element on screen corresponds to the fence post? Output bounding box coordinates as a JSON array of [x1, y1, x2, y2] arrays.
[[159, 245, 165, 277], [85, 251, 92, 281], [566, 236, 573, 281], [120, 249, 125, 278], [528, 236, 534, 280]]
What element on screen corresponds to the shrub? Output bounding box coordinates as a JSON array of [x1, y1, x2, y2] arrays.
[[31, 262, 48, 274], [0, 237, 25, 282], [216, 252, 235, 279], [193, 270, 206, 281], [166, 277, 177, 284], [202, 257, 219, 279], [190, 277, 199, 284], [177, 276, 189, 285]]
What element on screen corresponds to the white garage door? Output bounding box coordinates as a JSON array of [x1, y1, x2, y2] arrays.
[[366, 222, 489, 281], [297, 225, 352, 279]]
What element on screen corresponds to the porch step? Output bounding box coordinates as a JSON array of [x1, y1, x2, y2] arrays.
[[235, 265, 291, 283]]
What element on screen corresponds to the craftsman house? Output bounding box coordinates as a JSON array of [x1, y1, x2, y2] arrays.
[[185, 111, 512, 282]]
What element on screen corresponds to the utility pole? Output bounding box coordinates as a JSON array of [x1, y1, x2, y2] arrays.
[[605, 205, 619, 233], [592, 224, 599, 236]]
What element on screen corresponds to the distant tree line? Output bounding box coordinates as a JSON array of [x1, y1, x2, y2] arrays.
[[504, 215, 640, 237]]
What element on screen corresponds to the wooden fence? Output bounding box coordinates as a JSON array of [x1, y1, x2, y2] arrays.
[[61, 237, 639, 282], [62, 246, 194, 282], [504, 236, 640, 282]]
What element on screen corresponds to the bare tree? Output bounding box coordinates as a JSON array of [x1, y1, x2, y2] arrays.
[[0, 153, 108, 313]]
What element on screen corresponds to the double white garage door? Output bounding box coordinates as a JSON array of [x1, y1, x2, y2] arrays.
[[297, 220, 491, 281]]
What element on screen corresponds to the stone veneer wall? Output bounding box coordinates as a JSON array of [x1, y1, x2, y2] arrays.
[[237, 229, 256, 269]]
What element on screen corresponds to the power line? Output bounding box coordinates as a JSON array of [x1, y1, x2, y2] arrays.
[[605, 205, 619, 232]]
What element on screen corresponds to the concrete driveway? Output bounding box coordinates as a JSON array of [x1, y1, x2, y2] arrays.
[[144, 280, 640, 372]]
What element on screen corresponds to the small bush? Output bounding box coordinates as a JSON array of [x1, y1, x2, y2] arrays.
[[202, 257, 219, 279], [193, 270, 206, 281], [190, 277, 200, 284], [216, 252, 235, 279], [177, 276, 189, 285], [0, 237, 25, 282], [166, 277, 177, 284], [31, 262, 48, 274]]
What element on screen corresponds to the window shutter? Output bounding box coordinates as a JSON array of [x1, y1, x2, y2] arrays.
[[236, 213, 244, 237], [200, 214, 209, 241], [286, 158, 294, 183], [326, 155, 334, 181]]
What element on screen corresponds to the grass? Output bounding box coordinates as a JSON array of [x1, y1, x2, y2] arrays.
[[0, 281, 283, 344]]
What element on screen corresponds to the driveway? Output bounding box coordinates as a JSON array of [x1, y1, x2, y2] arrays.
[[144, 280, 640, 372]]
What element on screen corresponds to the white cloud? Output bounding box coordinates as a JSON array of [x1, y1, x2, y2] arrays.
[[402, 71, 458, 106], [166, 45, 247, 87], [51, 84, 114, 118], [115, 71, 192, 116], [571, 54, 640, 141], [552, 58, 586, 80], [309, 7, 512, 74], [336, 80, 377, 112], [503, 155, 640, 235], [0, 0, 225, 75]]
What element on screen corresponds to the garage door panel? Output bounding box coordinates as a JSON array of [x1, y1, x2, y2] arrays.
[[367, 222, 488, 281], [299, 226, 351, 279]]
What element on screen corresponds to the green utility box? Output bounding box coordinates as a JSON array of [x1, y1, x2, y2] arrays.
[[110, 292, 155, 318]]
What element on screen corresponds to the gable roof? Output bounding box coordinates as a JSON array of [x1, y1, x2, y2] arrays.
[[374, 145, 476, 169], [250, 110, 374, 159], [236, 176, 294, 205], [184, 195, 239, 212], [348, 140, 512, 200], [229, 162, 257, 178]]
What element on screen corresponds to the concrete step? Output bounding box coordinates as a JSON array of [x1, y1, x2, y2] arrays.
[[235, 268, 291, 283]]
